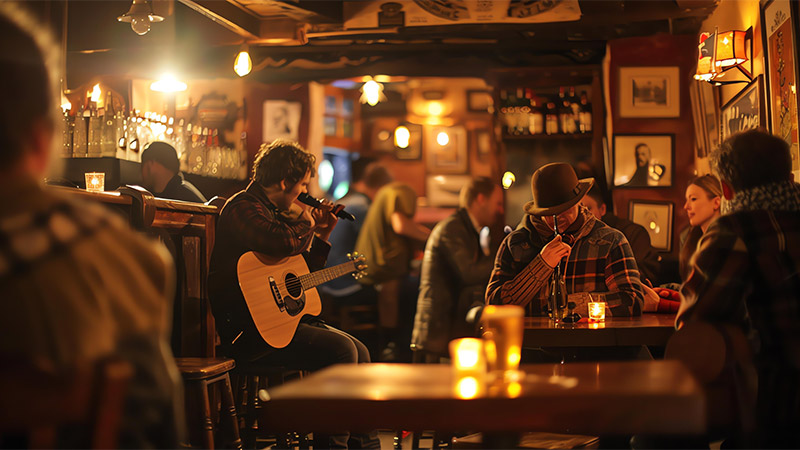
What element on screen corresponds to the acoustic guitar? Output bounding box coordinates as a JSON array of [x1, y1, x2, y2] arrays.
[[237, 251, 367, 348]]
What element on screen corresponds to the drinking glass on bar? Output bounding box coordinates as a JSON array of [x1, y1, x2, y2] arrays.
[[481, 304, 524, 383]]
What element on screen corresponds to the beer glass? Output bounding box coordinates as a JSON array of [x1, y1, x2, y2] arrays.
[[481, 305, 524, 381]]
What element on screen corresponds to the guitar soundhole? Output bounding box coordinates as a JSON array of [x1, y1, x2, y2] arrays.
[[283, 272, 305, 316], [285, 273, 302, 297]]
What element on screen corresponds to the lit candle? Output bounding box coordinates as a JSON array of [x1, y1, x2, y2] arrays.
[[450, 338, 485, 373], [84, 172, 105, 192], [588, 301, 606, 321]]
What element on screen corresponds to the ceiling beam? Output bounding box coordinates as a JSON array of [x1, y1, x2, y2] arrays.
[[177, 0, 260, 40]]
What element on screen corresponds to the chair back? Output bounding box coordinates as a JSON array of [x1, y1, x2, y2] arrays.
[[0, 357, 132, 449]]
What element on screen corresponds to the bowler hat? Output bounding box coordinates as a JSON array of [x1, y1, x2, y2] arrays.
[[524, 163, 594, 216], [141, 141, 180, 173]]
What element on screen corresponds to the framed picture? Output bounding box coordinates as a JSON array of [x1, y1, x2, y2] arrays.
[[467, 90, 494, 113], [699, 80, 720, 156], [395, 123, 422, 160], [475, 128, 492, 161], [720, 76, 765, 142], [613, 134, 674, 188], [761, 0, 800, 171], [426, 174, 471, 207], [426, 125, 468, 174], [629, 201, 674, 252], [618, 66, 681, 118], [262, 100, 301, 143], [689, 81, 708, 157]]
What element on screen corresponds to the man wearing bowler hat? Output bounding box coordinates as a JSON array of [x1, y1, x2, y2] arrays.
[[141, 141, 207, 203], [486, 163, 644, 317]]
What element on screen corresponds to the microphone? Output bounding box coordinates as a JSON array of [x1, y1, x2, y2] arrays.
[[297, 193, 356, 221]]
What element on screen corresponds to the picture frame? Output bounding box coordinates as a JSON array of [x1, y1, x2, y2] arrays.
[[689, 81, 708, 158], [262, 100, 301, 143], [395, 123, 422, 160], [466, 89, 494, 113], [425, 125, 468, 174], [618, 66, 681, 118], [720, 76, 765, 143], [699, 80, 720, 156], [761, 0, 800, 171], [629, 200, 673, 252], [474, 128, 492, 161], [426, 174, 471, 207], [613, 134, 674, 188]]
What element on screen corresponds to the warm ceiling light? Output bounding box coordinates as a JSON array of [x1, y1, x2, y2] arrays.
[[394, 125, 410, 149], [150, 74, 187, 93], [436, 131, 450, 146], [694, 31, 718, 82], [234, 49, 252, 77], [360, 77, 385, 106], [695, 27, 753, 85], [715, 30, 747, 68], [117, 0, 164, 36], [427, 101, 444, 116]]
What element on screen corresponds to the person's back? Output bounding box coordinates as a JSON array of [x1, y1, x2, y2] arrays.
[[678, 130, 800, 446], [0, 5, 183, 446], [141, 141, 206, 203]]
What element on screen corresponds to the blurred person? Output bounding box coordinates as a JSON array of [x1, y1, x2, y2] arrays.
[[411, 177, 504, 362], [581, 184, 660, 285], [141, 141, 206, 203], [0, 3, 184, 447], [677, 129, 800, 447], [486, 163, 645, 317], [208, 140, 378, 448], [355, 182, 431, 361]]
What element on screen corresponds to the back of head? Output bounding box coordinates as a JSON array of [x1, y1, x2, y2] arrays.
[[0, 3, 57, 171], [360, 162, 392, 190], [252, 139, 316, 187], [459, 176, 496, 208], [711, 129, 792, 191], [690, 173, 722, 199], [141, 142, 180, 173]]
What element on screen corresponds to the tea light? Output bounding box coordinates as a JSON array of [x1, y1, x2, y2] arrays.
[[449, 338, 485, 373], [588, 301, 606, 321], [85, 172, 105, 192]]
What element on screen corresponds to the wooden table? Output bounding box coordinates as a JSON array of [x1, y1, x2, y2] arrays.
[[259, 361, 704, 437], [524, 314, 677, 348]]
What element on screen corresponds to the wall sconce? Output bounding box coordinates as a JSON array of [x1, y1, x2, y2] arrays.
[[117, 0, 163, 36], [694, 27, 753, 86], [394, 125, 410, 148], [234, 46, 252, 77], [360, 76, 386, 106]]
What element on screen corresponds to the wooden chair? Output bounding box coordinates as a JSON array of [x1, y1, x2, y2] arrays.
[[175, 357, 242, 449], [0, 357, 132, 449]]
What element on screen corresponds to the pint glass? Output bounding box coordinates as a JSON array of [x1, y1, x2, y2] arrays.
[[481, 305, 524, 380]]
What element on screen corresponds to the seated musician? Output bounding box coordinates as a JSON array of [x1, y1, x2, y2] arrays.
[[486, 163, 646, 317]]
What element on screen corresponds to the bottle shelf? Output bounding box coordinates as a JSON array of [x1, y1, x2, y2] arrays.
[[502, 133, 594, 140]]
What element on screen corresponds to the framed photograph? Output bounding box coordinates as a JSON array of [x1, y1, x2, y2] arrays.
[[426, 125, 468, 174], [761, 0, 800, 171], [426, 174, 471, 207], [613, 134, 674, 188], [396, 123, 422, 160], [699, 80, 720, 156], [689, 81, 708, 157], [618, 66, 681, 118], [467, 89, 494, 113], [262, 100, 301, 143], [629, 200, 674, 252], [475, 128, 492, 161], [720, 76, 765, 142]]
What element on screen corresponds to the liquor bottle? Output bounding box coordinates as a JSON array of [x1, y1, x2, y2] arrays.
[[579, 91, 593, 133], [528, 94, 544, 135], [568, 86, 581, 134], [545, 101, 559, 135], [547, 219, 568, 321], [558, 87, 575, 134], [238, 131, 248, 180], [101, 90, 116, 157], [87, 98, 101, 157], [72, 100, 87, 157], [61, 109, 73, 157]]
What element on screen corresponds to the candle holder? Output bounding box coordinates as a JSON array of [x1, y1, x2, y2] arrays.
[[588, 301, 606, 321], [84, 172, 105, 192], [449, 338, 486, 399]]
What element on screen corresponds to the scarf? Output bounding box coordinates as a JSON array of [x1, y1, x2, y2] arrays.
[[529, 204, 597, 245], [723, 180, 800, 215]]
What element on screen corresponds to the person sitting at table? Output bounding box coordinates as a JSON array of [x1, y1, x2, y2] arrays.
[[486, 162, 646, 317], [411, 176, 504, 362], [677, 130, 800, 448], [140, 141, 207, 203]]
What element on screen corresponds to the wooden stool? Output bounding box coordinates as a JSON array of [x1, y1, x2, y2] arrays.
[[176, 357, 242, 449]]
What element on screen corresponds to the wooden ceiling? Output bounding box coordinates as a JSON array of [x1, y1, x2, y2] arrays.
[[56, 0, 719, 87]]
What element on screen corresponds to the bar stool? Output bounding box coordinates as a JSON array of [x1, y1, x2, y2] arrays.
[[175, 357, 242, 449]]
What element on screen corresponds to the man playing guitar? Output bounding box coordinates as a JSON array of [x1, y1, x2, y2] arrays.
[[209, 139, 372, 372]]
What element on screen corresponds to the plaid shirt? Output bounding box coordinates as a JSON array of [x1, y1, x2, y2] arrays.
[[486, 206, 644, 316], [677, 181, 800, 439], [208, 181, 330, 355]]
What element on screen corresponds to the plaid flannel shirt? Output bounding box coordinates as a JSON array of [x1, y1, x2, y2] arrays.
[[486, 206, 644, 316]]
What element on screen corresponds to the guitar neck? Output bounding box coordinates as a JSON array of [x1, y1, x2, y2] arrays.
[[299, 260, 356, 289]]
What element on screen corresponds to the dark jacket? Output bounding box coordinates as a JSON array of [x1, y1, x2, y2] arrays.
[[411, 208, 493, 355], [602, 213, 660, 284], [157, 173, 207, 203]]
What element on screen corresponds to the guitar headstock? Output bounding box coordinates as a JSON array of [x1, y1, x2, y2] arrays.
[[347, 252, 368, 280]]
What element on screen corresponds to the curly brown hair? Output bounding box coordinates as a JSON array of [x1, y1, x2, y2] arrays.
[[252, 139, 316, 188]]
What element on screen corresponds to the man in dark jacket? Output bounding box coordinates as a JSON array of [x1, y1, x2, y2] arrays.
[[141, 141, 206, 203], [411, 177, 504, 361]]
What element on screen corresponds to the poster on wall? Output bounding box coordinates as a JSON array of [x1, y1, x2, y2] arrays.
[[762, 0, 799, 171], [720, 76, 765, 142], [344, 0, 581, 29], [263, 100, 301, 144]]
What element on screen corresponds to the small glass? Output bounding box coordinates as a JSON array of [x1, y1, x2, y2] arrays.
[[84, 172, 105, 192], [481, 305, 524, 382], [449, 338, 486, 399], [588, 301, 606, 321]]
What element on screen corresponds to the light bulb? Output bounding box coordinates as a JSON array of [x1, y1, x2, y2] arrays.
[[394, 126, 410, 149], [131, 17, 151, 35], [436, 131, 450, 146], [234, 51, 252, 77]]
